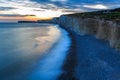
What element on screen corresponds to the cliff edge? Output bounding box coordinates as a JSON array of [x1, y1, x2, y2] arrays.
[[59, 8, 120, 50]]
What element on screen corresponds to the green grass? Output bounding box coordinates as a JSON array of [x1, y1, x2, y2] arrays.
[[66, 8, 120, 21]]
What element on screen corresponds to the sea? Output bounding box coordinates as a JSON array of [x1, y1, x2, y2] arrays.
[[0, 23, 71, 80]]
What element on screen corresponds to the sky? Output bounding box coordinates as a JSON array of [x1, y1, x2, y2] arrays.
[[0, 0, 120, 22]]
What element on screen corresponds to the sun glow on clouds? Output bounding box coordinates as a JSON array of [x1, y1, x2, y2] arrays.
[[83, 4, 108, 9], [0, 16, 40, 22], [0, 0, 120, 22], [0, 0, 69, 22]]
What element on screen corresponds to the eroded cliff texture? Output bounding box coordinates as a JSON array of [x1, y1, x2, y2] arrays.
[[59, 15, 120, 50]]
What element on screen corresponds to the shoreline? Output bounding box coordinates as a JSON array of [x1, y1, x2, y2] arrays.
[[59, 24, 120, 80], [58, 27, 78, 80]]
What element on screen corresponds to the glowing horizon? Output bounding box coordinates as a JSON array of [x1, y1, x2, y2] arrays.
[[0, 0, 120, 22], [0, 0, 71, 22], [0, 15, 54, 22]]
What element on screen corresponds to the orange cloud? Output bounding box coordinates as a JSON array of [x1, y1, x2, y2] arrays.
[[0, 15, 45, 22]]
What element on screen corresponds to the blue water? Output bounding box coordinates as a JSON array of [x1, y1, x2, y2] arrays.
[[0, 23, 71, 80]]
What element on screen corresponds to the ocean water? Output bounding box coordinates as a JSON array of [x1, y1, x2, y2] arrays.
[[0, 23, 71, 80]]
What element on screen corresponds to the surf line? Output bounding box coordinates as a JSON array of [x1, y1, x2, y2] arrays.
[[30, 25, 71, 80]]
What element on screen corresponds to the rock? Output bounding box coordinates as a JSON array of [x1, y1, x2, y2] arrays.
[[59, 15, 120, 50]]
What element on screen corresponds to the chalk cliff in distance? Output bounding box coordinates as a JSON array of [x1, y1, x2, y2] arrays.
[[58, 8, 120, 50], [38, 17, 59, 24]]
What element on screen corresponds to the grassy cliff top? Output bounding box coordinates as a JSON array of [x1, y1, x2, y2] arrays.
[[66, 8, 120, 22]]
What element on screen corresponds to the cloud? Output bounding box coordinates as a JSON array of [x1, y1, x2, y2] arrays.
[[0, 0, 120, 19], [50, 0, 68, 2], [0, 7, 16, 11], [0, 14, 21, 17], [0, 14, 36, 17], [83, 4, 108, 9]]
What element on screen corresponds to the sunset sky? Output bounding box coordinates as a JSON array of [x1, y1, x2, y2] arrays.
[[0, 0, 120, 22]]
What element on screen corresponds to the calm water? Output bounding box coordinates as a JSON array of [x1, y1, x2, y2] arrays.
[[0, 23, 71, 80]]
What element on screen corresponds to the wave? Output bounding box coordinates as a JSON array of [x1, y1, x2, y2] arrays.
[[29, 25, 71, 80]]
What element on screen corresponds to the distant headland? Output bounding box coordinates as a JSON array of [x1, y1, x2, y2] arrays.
[[18, 21, 37, 23], [18, 17, 59, 24]]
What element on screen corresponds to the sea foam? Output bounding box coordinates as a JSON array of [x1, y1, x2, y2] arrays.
[[30, 25, 71, 80]]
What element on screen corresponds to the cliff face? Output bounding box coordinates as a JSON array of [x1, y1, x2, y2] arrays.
[[37, 17, 59, 24], [59, 15, 120, 50]]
